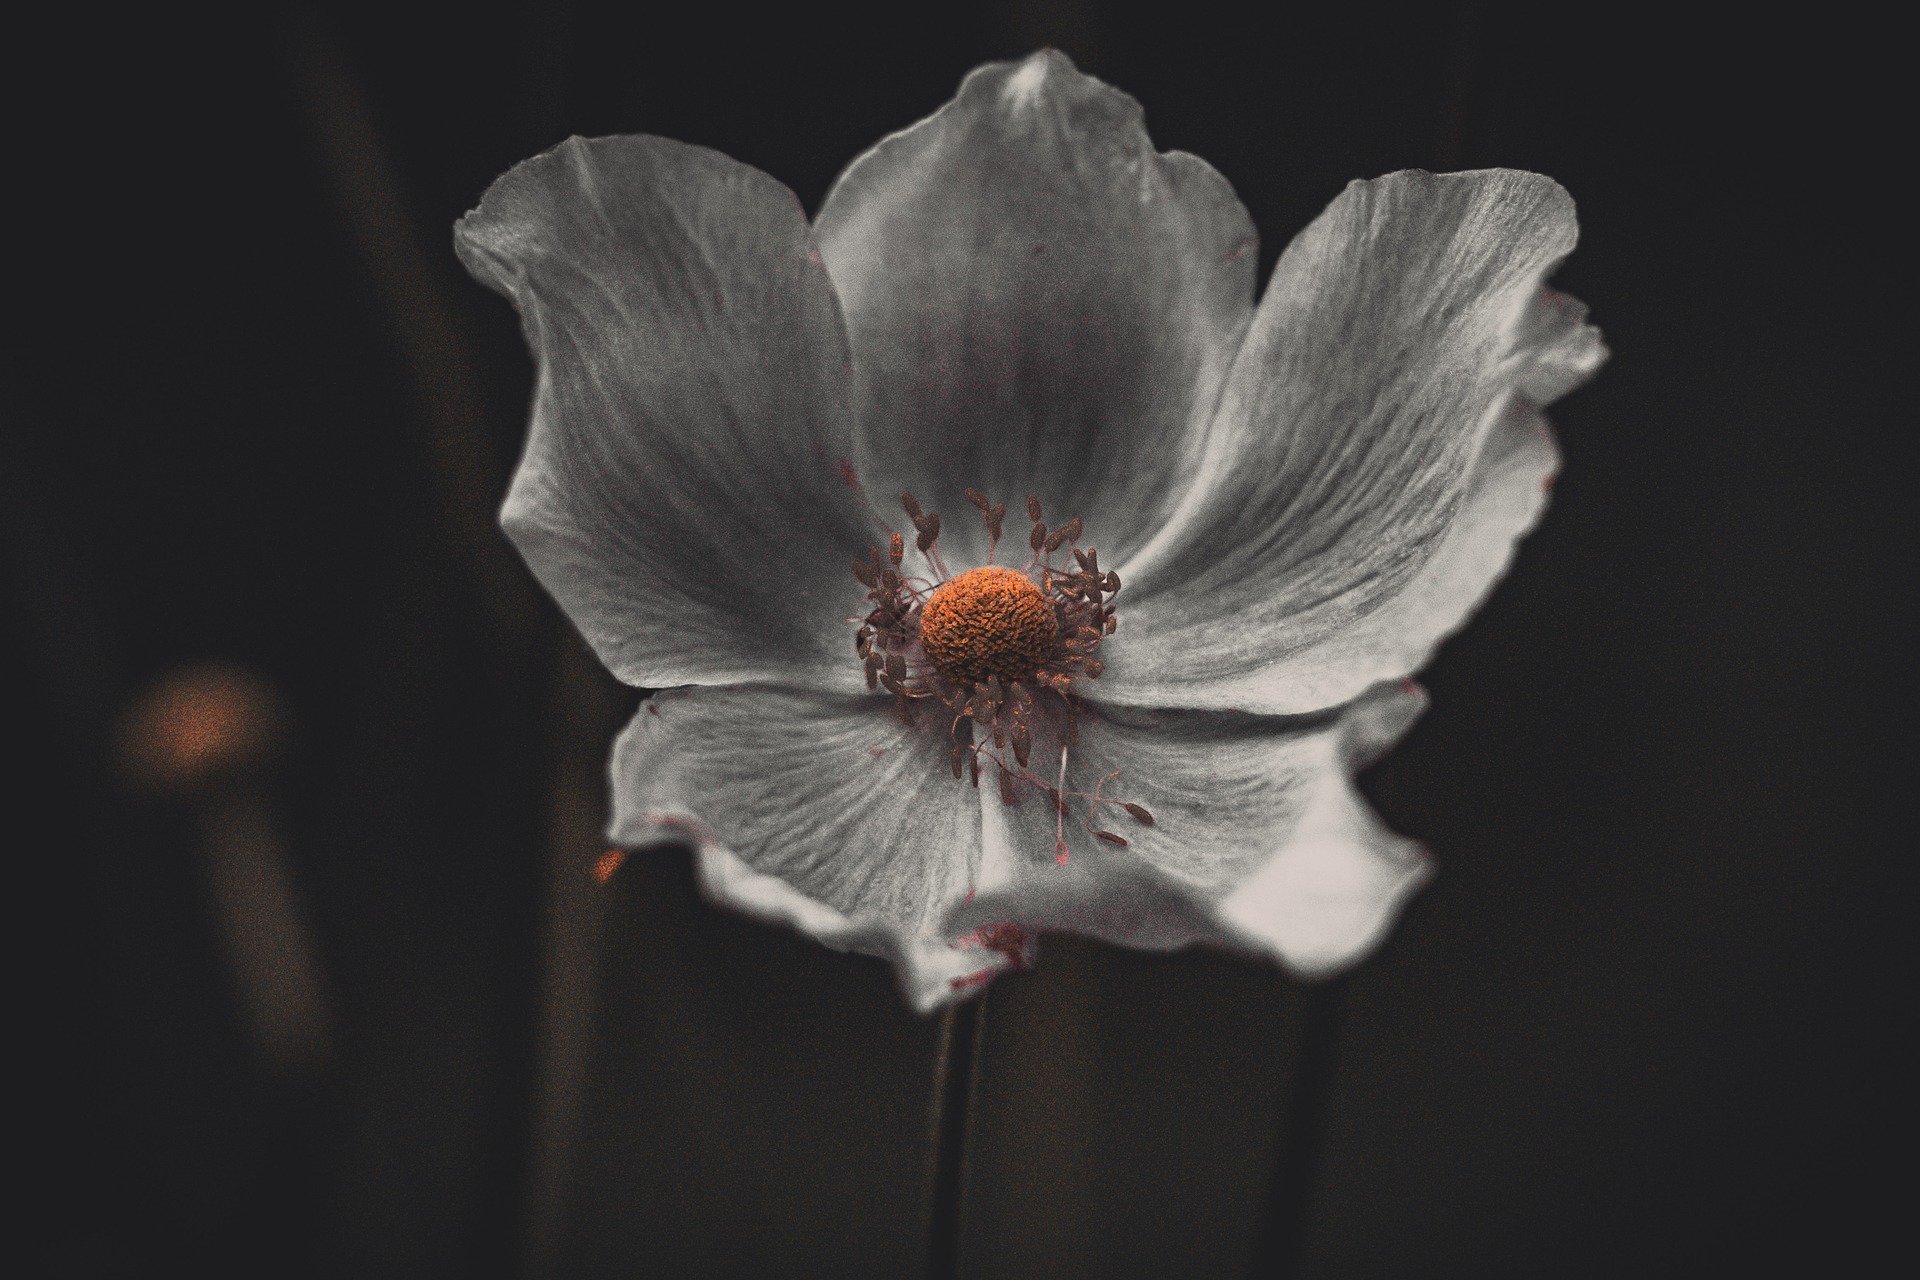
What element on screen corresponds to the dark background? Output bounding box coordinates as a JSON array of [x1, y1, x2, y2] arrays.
[[17, 2, 1908, 1277]]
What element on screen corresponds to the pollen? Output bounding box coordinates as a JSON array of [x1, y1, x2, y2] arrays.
[[919, 566, 1058, 686]]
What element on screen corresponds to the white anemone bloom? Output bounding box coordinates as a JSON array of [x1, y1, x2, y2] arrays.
[[457, 52, 1604, 1011]]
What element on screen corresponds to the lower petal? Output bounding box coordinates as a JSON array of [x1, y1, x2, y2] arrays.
[[690, 845, 1004, 1012], [608, 685, 1005, 1010], [948, 682, 1432, 976]]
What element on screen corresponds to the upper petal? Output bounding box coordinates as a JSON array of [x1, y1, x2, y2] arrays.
[[607, 684, 1006, 1011], [457, 135, 878, 692], [950, 681, 1432, 975], [815, 50, 1256, 567], [1103, 169, 1605, 713]]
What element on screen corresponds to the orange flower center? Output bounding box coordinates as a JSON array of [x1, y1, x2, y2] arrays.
[[918, 566, 1058, 686]]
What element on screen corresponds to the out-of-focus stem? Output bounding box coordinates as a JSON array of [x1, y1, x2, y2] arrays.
[[277, 4, 536, 656], [523, 636, 627, 1280], [194, 787, 334, 1075]]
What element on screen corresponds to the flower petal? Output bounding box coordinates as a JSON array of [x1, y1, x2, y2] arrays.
[[815, 50, 1256, 567], [950, 681, 1431, 975], [607, 685, 1009, 1011], [1103, 170, 1604, 713], [457, 136, 877, 692]]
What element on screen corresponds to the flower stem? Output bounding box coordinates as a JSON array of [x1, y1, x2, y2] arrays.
[[1251, 976, 1350, 1277], [925, 993, 987, 1279]]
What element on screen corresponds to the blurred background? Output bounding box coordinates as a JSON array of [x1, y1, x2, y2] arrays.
[[16, 2, 1909, 1276]]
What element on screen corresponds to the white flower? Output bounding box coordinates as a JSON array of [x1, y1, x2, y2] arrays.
[[456, 51, 1605, 1011]]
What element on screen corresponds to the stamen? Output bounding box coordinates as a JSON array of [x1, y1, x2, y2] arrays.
[[915, 511, 941, 553], [848, 488, 1151, 867], [1053, 745, 1070, 864]]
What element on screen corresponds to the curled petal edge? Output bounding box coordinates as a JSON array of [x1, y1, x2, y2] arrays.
[[619, 815, 1021, 1014]]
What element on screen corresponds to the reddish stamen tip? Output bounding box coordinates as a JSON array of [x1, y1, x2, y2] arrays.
[[593, 848, 627, 884]]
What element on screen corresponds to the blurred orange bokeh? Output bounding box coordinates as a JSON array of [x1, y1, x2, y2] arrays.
[[118, 664, 283, 793]]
